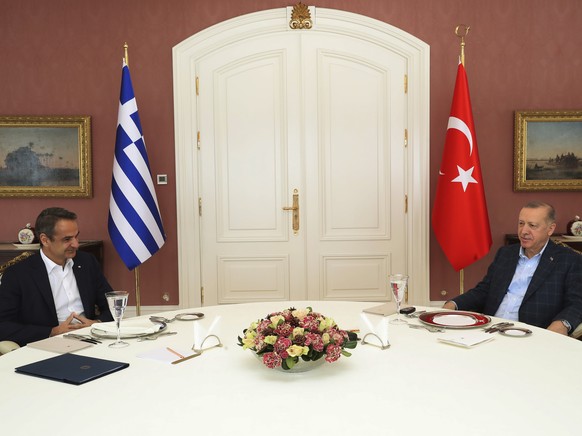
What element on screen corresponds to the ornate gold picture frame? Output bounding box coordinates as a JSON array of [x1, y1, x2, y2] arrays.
[[0, 115, 92, 197], [514, 110, 582, 191]]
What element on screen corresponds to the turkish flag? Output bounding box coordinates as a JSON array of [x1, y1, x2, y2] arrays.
[[432, 62, 492, 271]]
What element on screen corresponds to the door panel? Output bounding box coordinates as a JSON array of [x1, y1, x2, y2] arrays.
[[197, 29, 408, 304], [303, 36, 407, 300], [198, 36, 305, 305], [215, 52, 288, 240]]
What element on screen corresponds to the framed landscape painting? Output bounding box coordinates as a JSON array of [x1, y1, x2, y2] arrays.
[[514, 110, 582, 191], [0, 115, 92, 197]]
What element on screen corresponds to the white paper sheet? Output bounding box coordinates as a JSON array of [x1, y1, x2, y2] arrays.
[[438, 331, 494, 348]]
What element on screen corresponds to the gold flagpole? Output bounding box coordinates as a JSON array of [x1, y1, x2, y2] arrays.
[[124, 42, 129, 65], [455, 24, 469, 294], [123, 42, 141, 316], [455, 24, 470, 67], [135, 266, 141, 316]]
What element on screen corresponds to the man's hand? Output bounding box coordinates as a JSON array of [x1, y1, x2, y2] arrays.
[[442, 301, 457, 310], [547, 320, 568, 336], [49, 313, 100, 337]]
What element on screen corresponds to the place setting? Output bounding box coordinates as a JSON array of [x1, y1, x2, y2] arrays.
[[358, 273, 535, 350], [136, 314, 223, 365], [88, 293, 206, 345], [90, 291, 167, 346]]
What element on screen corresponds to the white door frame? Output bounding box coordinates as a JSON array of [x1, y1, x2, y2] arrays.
[[173, 7, 430, 307]]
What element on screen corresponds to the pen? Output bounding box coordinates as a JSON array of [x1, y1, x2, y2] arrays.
[[171, 352, 201, 365], [166, 347, 185, 359]]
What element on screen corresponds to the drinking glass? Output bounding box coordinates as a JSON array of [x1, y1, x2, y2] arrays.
[[389, 274, 408, 325], [106, 291, 129, 348]]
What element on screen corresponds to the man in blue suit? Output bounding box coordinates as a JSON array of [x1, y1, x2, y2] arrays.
[[444, 201, 582, 335], [0, 207, 113, 346]]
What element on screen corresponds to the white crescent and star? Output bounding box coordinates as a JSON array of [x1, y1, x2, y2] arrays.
[[451, 165, 477, 192], [438, 116, 478, 192], [447, 116, 473, 156]]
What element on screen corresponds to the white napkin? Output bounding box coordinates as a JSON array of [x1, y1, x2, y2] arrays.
[[360, 312, 389, 345], [438, 331, 494, 348], [193, 316, 222, 350]]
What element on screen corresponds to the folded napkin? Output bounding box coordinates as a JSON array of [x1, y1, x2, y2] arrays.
[[360, 313, 389, 344], [193, 316, 221, 350], [92, 322, 163, 336], [438, 331, 494, 348]]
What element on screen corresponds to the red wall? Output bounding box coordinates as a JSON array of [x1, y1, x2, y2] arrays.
[[1, 0, 581, 305]]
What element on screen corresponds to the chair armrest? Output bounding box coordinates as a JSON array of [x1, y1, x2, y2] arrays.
[[0, 341, 20, 355]]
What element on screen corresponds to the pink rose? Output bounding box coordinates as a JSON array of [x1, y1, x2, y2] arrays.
[[257, 319, 273, 335], [274, 337, 292, 358], [300, 315, 319, 331], [262, 352, 282, 368], [274, 322, 294, 338], [325, 344, 342, 363], [329, 329, 345, 346], [304, 332, 324, 352]]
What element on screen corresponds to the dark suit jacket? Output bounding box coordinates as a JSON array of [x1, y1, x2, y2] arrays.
[[0, 250, 113, 346], [452, 240, 582, 331]]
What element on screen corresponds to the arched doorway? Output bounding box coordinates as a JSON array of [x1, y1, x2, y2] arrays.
[[173, 6, 430, 307]]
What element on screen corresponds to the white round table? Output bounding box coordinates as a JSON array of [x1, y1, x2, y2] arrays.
[[1, 301, 581, 436]]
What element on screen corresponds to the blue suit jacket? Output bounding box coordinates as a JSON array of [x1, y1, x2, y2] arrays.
[[452, 240, 582, 331], [0, 250, 113, 346]]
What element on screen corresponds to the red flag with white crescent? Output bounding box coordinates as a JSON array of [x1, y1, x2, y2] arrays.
[[432, 61, 492, 271]]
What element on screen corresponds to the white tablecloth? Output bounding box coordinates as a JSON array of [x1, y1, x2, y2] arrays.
[[1, 301, 581, 436]]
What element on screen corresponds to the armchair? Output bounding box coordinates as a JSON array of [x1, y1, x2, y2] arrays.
[[0, 251, 35, 355]]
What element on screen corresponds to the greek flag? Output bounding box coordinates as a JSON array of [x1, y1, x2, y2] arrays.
[[108, 60, 166, 270]]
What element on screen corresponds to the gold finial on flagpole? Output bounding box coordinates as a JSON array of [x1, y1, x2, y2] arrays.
[[123, 42, 129, 66], [455, 25, 470, 66]]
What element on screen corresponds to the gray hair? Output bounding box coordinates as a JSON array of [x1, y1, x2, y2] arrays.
[[524, 201, 555, 223]]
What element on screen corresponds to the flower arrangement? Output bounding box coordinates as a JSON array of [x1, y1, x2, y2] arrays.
[[238, 307, 358, 370]]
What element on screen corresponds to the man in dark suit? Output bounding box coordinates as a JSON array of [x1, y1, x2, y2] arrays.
[[443, 201, 582, 335], [0, 207, 113, 346]]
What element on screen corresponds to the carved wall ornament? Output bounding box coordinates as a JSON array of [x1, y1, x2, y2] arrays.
[[289, 2, 312, 29]]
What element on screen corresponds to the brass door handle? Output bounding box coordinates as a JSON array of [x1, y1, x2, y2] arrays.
[[282, 189, 299, 234]]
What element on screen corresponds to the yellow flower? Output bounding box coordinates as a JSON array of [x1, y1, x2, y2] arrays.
[[292, 308, 310, 320], [292, 327, 305, 338], [319, 317, 334, 332], [287, 345, 309, 357], [322, 332, 330, 344], [264, 335, 277, 345], [241, 331, 256, 349], [269, 315, 285, 328]]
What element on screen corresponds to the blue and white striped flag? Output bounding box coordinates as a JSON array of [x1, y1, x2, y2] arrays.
[[108, 59, 166, 270]]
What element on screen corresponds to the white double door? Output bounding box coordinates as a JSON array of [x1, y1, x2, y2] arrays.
[[195, 31, 409, 305]]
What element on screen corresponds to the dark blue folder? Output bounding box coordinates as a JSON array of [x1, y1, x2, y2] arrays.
[[15, 353, 129, 385]]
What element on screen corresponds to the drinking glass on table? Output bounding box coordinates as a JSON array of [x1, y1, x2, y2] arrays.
[[389, 274, 408, 325], [105, 291, 129, 348]]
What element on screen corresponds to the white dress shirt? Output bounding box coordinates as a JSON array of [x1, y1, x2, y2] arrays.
[[40, 250, 85, 322], [494, 241, 548, 321]]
